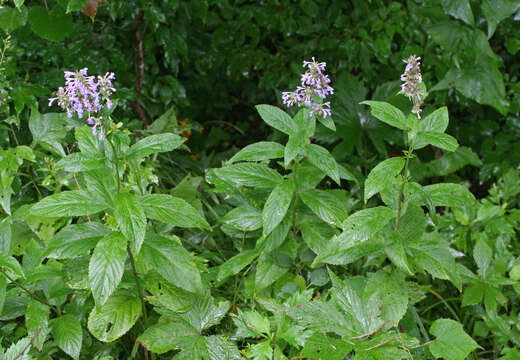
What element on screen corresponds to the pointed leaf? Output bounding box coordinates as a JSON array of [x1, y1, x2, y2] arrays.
[[364, 157, 405, 203], [45, 222, 110, 259], [30, 190, 108, 217], [360, 101, 408, 130], [54, 153, 105, 172], [255, 105, 297, 135], [263, 179, 294, 236], [114, 192, 146, 255], [51, 314, 82, 359], [284, 129, 307, 166], [305, 143, 340, 185], [214, 163, 283, 189], [127, 133, 185, 160], [300, 189, 350, 227], [89, 232, 127, 307], [415, 131, 458, 152], [229, 141, 284, 163], [430, 319, 480, 360], [217, 249, 261, 282]]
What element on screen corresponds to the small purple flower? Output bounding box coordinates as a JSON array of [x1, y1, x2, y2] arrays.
[[282, 57, 333, 119], [92, 124, 97, 136], [98, 128, 105, 141], [400, 55, 424, 118]]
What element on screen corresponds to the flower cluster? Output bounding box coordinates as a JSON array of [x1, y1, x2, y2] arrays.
[[400, 55, 424, 118], [49, 68, 115, 140], [282, 57, 333, 118]]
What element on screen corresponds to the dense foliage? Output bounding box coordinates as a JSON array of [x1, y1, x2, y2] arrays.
[[0, 0, 519, 359]]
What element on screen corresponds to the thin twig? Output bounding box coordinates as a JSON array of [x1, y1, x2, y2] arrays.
[[363, 337, 399, 351], [350, 320, 391, 340], [12, 326, 42, 360]]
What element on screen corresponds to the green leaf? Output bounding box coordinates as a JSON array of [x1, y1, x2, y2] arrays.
[[300, 189, 350, 227], [29, 112, 67, 156], [263, 179, 294, 236], [26, 301, 50, 350], [51, 314, 83, 359], [461, 284, 484, 307], [342, 206, 395, 235], [221, 206, 262, 232], [88, 290, 141, 342], [137, 317, 198, 354], [300, 219, 336, 254], [141, 234, 204, 294], [14, 0, 25, 10], [430, 319, 480, 360], [442, 0, 474, 26], [229, 141, 284, 163], [0, 218, 11, 254], [250, 340, 272, 360], [89, 232, 127, 307], [66, 0, 87, 13], [4, 337, 32, 360], [30, 190, 108, 217], [481, 0, 520, 38], [431, 66, 509, 115], [45, 222, 109, 259], [54, 153, 105, 172], [0, 5, 27, 33], [214, 163, 283, 189], [217, 249, 260, 282], [127, 133, 185, 160], [28, 6, 73, 42], [423, 183, 476, 207], [317, 115, 336, 132], [360, 101, 408, 130], [0, 254, 24, 280], [114, 192, 146, 255], [255, 105, 297, 135], [365, 271, 408, 326], [140, 194, 210, 230], [304, 143, 340, 185], [302, 333, 352, 360], [256, 253, 289, 290], [384, 231, 413, 275], [364, 157, 405, 203], [205, 335, 242, 360], [415, 131, 458, 152], [284, 129, 307, 166], [84, 168, 116, 207]]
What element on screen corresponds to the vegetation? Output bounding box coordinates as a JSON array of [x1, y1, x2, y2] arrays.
[[0, 0, 519, 359]]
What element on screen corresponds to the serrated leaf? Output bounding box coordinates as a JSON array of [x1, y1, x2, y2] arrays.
[[430, 319, 480, 360], [54, 153, 105, 172], [52, 314, 82, 359], [214, 163, 283, 189], [302, 332, 352, 360], [304, 143, 340, 185], [137, 317, 198, 354], [30, 190, 108, 217], [0, 218, 11, 255], [26, 301, 50, 350], [284, 129, 307, 166], [229, 141, 284, 163], [141, 234, 204, 294], [360, 101, 408, 130], [0, 254, 24, 280], [255, 105, 297, 135], [217, 249, 260, 282], [481, 0, 520, 38], [300, 189, 350, 227], [140, 194, 210, 230], [45, 222, 109, 259], [89, 232, 127, 307], [263, 179, 294, 236], [114, 192, 146, 255], [221, 206, 262, 232], [365, 271, 408, 326], [364, 157, 405, 203], [127, 133, 185, 160], [423, 183, 476, 207], [256, 253, 289, 290], [415, 131, 458, 152], [442, 0, 474, 26], [88, 290, 141, 342]]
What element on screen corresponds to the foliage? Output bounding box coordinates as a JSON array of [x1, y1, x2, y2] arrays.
[[0, 0, 519, 359]]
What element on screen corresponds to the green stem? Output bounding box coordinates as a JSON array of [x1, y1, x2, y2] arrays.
[[395, 146, 413, 232], [106, 136, 121, 193], [127, 243, 148, 326], [0, 269, 61, 316], [429, 289, 460, 322]]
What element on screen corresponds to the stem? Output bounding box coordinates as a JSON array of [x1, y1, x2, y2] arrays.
[[0, 269, 61, 316], [428, 289, 461, 322], [395, 146, 413, 232], [127, 243, 148, 325], [107, 136, 121, 193]]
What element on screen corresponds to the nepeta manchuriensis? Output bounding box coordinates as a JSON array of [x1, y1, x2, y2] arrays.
[[400, 55, 424, 118], [49, 68, 115, 140], [282, 57, 333, 118]]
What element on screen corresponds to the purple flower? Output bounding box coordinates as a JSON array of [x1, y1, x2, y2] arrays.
[[400, 55, 424, 118], [282, 57, 334, 119]]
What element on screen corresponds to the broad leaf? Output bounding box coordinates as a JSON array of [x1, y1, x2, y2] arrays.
[[256, 253, 289, 290], [442, 0, 474, 26], [430, 319, 480, 360], [51, 314, 82, 359], [229, 141, 284, 163], [140, 194, 210, 230], [304, 143, 340, 185], [481, 0, 520, 38], [263, 179, 294, 236], [255, 104, 297, 135], [114, 192, 146, 255], [300, 189, 350, 227], [217, 249, 261, 282], [88, 290, 141, 342], [30, 190, 108, 217], [214, 163, 283, 189], [360, 101, 408, 130], [423, 183, 476, 207], [415, 131, 458, 152], [364, 157, 405, 203], [221, 206, 262, 232], [0, 254, 24, 280], [141, 234, 204, 295], [284, 129, 307, 166], [45, 222, 109, 259], [26, 301, 50, 350], [89, 232, 127, 306], [365, 271, 408, 326], [127, 133, 185, 160], [0, 5, 27, 33], [54, 153, 105, 172], [28, 6, 73, 42]]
